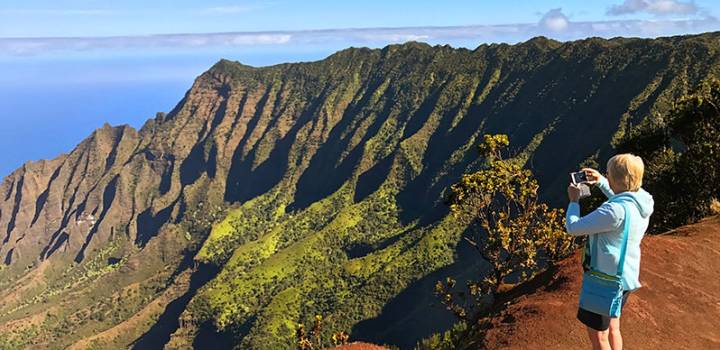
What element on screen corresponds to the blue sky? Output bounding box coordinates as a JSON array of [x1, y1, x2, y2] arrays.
[[1, 0, 717, 37], [1, 0, 719, 177], [0, 1, 652, 36]]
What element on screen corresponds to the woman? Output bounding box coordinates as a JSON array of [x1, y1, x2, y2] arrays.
[[566, 154, 654, 350]]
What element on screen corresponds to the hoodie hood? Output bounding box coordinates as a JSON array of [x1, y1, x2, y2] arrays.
[[610, 188, 655, 218]]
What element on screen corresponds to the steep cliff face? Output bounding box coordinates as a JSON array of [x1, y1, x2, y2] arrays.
[[1, 32, 720, 349]]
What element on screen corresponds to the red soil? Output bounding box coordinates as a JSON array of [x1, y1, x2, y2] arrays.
[[479, 215, 720, 349]]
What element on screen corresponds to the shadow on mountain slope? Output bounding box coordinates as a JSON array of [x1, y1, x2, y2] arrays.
[[351, 240, 487, 349]]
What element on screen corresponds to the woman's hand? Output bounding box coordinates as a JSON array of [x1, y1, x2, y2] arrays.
[[581, 168, 602, 185], [568, 183, 581, 202]]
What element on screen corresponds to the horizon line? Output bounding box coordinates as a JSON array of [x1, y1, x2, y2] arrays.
[[1, 18, 716, 40], [2, 17, 718, 57]]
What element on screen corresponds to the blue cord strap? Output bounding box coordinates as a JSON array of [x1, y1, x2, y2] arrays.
[[590, 233, 597, 271], [615, 203, 630, 278]]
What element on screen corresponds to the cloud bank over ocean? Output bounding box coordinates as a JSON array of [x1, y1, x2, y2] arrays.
[[2, 9, 718, 57]]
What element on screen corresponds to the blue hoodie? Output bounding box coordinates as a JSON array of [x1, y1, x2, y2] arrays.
[[566, 176, 655, 291]]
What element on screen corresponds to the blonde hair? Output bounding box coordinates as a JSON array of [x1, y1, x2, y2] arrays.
[[607, 154, 644, 192]]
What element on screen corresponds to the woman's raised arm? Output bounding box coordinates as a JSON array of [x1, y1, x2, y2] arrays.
[[565, 202, 623, 236]]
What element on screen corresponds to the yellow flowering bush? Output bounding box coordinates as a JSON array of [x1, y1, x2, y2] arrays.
[[438, 134, 574, 320]]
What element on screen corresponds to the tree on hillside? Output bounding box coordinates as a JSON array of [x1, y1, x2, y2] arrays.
[[618, 78, 720, 232], [436, 134, 574, 320]]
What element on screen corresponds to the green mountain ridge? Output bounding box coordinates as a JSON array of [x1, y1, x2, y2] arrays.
[[1, 32, 719, 349]]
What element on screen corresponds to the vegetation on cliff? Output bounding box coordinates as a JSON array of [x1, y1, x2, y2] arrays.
[[1, 32, 720, 349]]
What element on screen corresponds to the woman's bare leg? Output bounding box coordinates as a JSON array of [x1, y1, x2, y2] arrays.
[[608, 317, 622, 350], [586, 326, 611, 350]]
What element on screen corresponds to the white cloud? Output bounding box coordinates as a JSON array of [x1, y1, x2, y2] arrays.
[[540, 8, 570, 32], [354, 33, 430, 43], [608, 0, 699, 16], [227, 34, 292, 45], [0, 33, 297, 56]]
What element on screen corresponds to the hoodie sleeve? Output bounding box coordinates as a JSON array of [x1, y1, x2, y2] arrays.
[[566, 202, 623, 236], [596, 175, 615, 199]]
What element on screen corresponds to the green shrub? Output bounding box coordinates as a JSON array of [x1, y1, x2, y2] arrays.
[[619, 79, 720, 232], [414, 322, 468, 350]]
